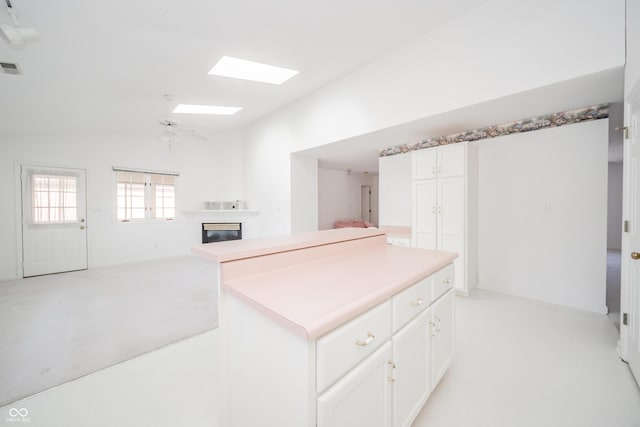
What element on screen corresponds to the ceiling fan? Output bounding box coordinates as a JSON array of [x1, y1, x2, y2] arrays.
[[155, 118, 208, 145]]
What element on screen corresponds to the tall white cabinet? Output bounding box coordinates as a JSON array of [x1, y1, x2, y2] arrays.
[[412, 143, 477, 294]]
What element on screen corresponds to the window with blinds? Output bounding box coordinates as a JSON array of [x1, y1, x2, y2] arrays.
[[116, 171, 176, 222]]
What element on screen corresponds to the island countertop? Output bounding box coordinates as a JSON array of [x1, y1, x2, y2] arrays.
[[192, 227, 386, 263], [194, 228, 457, 340], [225, 244, 456, 340]]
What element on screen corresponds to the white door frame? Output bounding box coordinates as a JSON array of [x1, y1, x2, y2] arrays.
[[14, 161, 88, 278]]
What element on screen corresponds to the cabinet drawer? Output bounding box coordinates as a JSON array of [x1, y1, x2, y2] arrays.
[[432, 264, 454, 301], [392, 276, 431, 333], [316, 301, 391, 393]]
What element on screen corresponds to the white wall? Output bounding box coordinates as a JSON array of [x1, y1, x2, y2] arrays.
[[317, 168, 378, 230], [243, 0, 625, 236], [478, 120, 608, 313], [378, 152, 412, 226], [626, 0, 640, 96], [243, 124, 293, 237], [0, 132, 244, 281], [608, 162, 624, 249], [291, 153, 319, 233]]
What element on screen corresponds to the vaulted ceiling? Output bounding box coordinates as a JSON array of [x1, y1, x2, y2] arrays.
[[0, 0, 494, 136]]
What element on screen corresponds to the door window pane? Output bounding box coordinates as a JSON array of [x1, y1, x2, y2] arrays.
[[32, 174, 78, 224]]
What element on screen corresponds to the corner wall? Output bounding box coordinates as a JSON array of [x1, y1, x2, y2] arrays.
[[478, 120, 608, 313]]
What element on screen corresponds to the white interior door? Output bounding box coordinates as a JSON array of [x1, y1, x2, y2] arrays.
[[438, 177, 465, 290], [621, 85, 640, 383], [21, 165, 88, 277], [413, 180, 437, 249]]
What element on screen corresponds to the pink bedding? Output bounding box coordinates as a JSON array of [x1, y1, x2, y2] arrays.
[[333, 219, 375, 229]]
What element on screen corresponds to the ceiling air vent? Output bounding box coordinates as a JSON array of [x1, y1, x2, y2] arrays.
[[0, 62, 22, 75]]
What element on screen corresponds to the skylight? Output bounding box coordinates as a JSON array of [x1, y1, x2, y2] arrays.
[[172, 104, 242, 115], [209, 56, 299, 85]]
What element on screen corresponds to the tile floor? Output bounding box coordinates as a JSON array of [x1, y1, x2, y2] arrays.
[[413, 289, 640, 427]]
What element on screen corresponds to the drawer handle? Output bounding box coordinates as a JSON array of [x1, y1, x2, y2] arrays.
[[443, 278, 451, 285], [355, 332, 375, 347], [387, 360, 396, 369], [411, 297, 423, 306], [435, 316, 442, 332], [387, 377, 396, 383]]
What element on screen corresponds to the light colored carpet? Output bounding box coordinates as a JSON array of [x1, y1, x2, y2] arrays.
[[0, 255, 218, 407]]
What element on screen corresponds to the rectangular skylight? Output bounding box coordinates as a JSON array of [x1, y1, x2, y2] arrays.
[[209, 56, 299, 85], [172, 104, 242, 115]]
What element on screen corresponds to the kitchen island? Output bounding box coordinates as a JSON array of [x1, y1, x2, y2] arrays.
[[193, 228, 457, 427]]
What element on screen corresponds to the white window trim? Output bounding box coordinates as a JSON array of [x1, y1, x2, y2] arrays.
[[114, 167, 178, 223]]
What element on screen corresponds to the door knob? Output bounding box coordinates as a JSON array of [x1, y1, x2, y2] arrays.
[[632, 252, 640, 260]]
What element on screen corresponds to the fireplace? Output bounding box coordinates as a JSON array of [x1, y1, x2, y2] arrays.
[[202, 222, 242, 244]]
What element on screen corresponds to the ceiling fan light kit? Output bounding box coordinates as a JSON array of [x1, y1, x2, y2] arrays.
[[0, 23, 37, 44], [1, 0, 38, 45]]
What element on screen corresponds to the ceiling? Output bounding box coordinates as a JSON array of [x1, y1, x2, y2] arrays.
[[0, 0, 494, 136]]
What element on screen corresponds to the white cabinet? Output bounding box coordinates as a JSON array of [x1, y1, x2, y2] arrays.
[[317, 301, 392, 393], [430, 289, 455, 389], [413, 143, 465, 179], [220, 262, 455, 427], [391, 309, 431, 427], [318, 267, 454, 427], [412, 143, 477, 295], [317, 342, 393, 427]]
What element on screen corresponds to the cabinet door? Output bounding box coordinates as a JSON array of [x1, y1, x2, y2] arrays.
[[436, 144, 465, 178], [413, 180, 437, 250], [431, 289, 455, 389], [392, 309, 431, 427], [412, 149, 437, 180], [437, 177, 465, 291], [317, 342, 392, 427]]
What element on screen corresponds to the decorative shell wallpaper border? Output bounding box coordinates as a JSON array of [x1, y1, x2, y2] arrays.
[[378, 104, 609, 157]]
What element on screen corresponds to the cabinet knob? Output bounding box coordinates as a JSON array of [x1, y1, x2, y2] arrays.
[[443, 278, 451, 285], [387, 377, 396, 383], [355, 332, 375, 347], [387, 360, 396, 369], [435, 316, 442, 332], [632, 252, 640, 260], [411, 297, 423, 306]]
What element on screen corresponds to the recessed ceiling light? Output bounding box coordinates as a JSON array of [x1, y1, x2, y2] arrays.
[[209, 56, 299, 85], [172, 104, 242, 115]]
